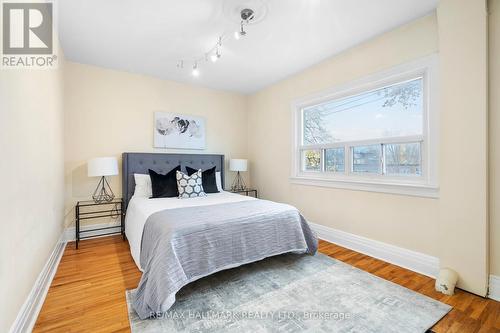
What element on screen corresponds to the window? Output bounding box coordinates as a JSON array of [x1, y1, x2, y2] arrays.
[[325, 148, 345, 172], [384, 142, 421, 176], [302, 150, 321, 171], [352, 145, 382, 174], [291, 56, 438, 197]]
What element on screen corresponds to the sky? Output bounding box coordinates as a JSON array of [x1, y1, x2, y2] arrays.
[[303, 77, 423, 143]]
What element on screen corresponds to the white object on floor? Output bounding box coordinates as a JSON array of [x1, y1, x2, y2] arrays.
[[435, 268, 459, 295], [489, 275, 500, 301]]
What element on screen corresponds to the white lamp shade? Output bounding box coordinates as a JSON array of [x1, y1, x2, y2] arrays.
[[87, 157, 119, 177], [229, 159, 248, 172]]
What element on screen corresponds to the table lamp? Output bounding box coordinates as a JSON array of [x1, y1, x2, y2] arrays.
[[87, 157, 118, 203], [229, 159, 247, 191]]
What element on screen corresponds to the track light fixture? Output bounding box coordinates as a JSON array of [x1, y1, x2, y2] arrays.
[[177, 8, 256, 76], [211, 37, 222, 62]]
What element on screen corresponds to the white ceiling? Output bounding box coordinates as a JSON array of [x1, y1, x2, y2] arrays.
[[59, 0, 437, 94]]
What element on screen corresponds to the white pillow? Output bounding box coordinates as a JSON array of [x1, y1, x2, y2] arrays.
[[134, 173, 152, 197], [216, 171, 223, 192]]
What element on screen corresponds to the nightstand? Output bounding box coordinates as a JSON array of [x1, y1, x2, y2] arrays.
[[75, 199, 124, 249], [229, 188, 258, 198]]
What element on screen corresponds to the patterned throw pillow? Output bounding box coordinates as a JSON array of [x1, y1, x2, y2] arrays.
[[176, 170, 206, 199]]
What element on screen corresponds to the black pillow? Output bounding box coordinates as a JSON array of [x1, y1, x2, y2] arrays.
[[185, 166, 219, 193], [148, 166, 181, 198]]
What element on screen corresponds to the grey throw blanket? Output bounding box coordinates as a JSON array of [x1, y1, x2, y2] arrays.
[[132, 199, 318, 319]]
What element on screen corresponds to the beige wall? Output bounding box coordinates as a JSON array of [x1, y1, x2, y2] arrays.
[[436, 0, 489, 295], [248, 0, 489, 296], [490, 0, 500, 277], [0, 54, 65, 330], [64, 62, 248, 226], [249, 14, 440, 256]]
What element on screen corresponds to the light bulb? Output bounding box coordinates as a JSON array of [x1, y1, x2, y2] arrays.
[[211, 49, 221, 62], [192, 63, 199, 77]]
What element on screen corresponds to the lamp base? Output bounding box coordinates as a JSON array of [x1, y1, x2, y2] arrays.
[[230, 171, 247, 192], [92, 176, 115, 203]]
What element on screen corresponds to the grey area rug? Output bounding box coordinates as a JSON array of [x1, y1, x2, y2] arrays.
[[126, 253, 451, 333]]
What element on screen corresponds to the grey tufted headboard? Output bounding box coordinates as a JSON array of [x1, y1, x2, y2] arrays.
[[122, 152, 225, 211]]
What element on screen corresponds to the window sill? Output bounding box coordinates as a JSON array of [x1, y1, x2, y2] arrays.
[[289, 176, 439, 198]]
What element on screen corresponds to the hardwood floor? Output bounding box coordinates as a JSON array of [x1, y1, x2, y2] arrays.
[[34, 236, 500, 333]]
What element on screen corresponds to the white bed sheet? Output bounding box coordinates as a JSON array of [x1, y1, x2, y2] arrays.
[[125, 191, 256, 270]]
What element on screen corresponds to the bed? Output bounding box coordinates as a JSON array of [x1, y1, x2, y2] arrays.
[[122, 153, 318, 319]]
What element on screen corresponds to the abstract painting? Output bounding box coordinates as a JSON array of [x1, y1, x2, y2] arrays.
[[154, 112, 206, 149]]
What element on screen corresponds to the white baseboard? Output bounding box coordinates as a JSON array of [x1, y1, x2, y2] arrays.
[[9, 233, 66, 333], [309, 222, 440, 278], [64, 221, 121, 242], [488, 275, 500, 301]]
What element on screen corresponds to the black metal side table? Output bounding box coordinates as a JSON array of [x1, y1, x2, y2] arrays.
[[229, 188, 258, 198], [75, 199, 124, 249]]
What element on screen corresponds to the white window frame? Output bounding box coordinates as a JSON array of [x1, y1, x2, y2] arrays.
[[290, 55, 439, 198]]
